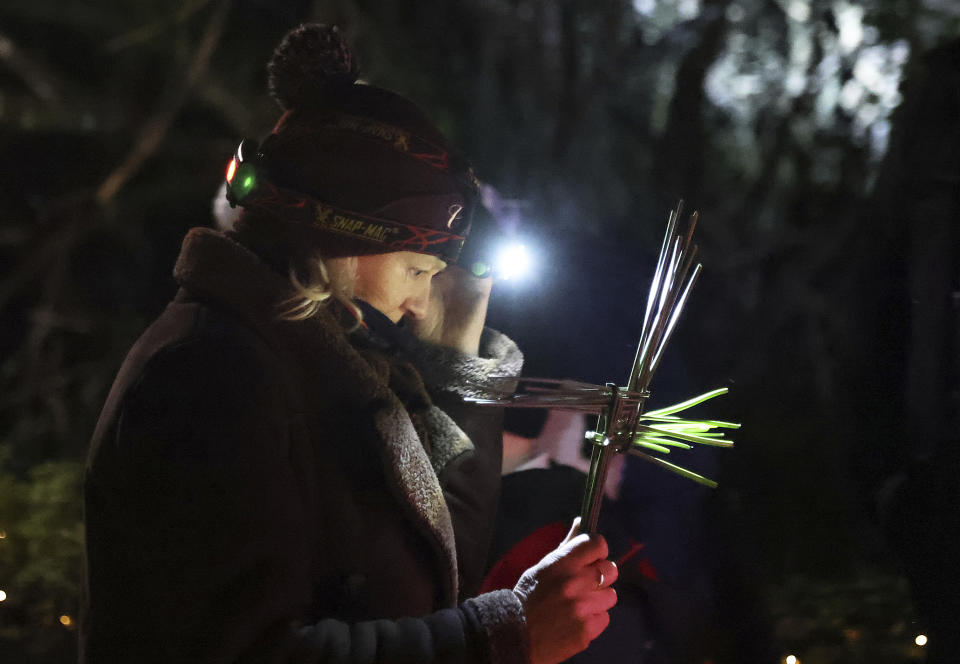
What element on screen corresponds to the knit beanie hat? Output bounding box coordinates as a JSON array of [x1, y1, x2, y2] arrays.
[[228, 24, 477, 264]]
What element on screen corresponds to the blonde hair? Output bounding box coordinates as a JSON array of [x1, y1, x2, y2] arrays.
[[280, 254, 362, 326]]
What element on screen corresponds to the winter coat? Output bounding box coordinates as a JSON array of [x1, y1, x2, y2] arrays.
[[81, 227, 528, 663]]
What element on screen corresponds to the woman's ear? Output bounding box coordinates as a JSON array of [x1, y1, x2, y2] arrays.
[[326, 255, 359, 296], [344, 255, 359, 281]]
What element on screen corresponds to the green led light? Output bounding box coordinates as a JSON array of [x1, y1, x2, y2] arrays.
[[231, 163, 258, 200], [471, 261, 491, 278]]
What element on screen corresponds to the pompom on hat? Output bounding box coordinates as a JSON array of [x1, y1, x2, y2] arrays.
[[229, 23, 478, 264]]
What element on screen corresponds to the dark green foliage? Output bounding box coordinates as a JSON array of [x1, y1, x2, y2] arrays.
[[0, 449, 83, 660]]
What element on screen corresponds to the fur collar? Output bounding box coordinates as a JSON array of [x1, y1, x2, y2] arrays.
[[171, 227, 460, 604]]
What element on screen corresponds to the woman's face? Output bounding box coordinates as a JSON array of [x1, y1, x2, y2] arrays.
[[354, 251, 447, 323]]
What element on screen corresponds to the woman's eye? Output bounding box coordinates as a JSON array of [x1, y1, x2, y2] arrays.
[[410, 268, 427, 278]]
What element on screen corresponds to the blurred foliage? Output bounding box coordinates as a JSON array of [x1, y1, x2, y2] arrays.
[[765, 570, 924, 663], [1, 0, 958, 660], [0, 447, 82, 660]]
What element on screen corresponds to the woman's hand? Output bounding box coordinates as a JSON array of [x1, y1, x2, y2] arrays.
[[513, 518, 619, 664], [410, 265, 493, 355]]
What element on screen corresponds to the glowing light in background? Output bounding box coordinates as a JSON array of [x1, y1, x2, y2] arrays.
[[60, 615, 73, 627], [915, 634, 928, 646], [836, 1, 864, 53], [704, 0, 910, 163], [677, 0, 701, 20], [0, 590, 6, 601], [785, 656, 799, 664], [786, 0, 811, 23]]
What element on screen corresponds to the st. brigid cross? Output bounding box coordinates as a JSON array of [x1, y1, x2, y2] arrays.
[[468, 202, 739, 535]]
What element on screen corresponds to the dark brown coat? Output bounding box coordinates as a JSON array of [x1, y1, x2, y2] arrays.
[[82, 228, 527, 663]]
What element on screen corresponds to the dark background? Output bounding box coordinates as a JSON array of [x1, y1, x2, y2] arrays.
[[1, 1, 958, 662]]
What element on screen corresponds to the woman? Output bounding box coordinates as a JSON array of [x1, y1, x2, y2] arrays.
[[82, 24, 617, 663]]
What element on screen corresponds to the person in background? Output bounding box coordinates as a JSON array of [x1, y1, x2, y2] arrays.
[[81, 24, 617, 663], [484, 408, 670, 663]]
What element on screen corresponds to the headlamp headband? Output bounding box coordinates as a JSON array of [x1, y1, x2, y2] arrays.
[[224, 139, 470, 263]]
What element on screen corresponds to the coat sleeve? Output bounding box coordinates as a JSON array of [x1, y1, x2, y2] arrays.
[[293, 592, 526, 664], [83, 335, 527, 663]]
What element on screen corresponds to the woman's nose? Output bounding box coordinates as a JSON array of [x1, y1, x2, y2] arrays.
[[403, 283, 431, 320]]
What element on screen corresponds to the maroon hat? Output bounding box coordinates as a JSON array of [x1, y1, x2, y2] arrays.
[[235, 24, 477, 262]]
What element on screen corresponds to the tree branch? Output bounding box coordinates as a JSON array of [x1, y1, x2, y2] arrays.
[[95, 0, 232, 206]]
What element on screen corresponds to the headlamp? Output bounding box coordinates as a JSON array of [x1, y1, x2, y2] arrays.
[[224, 139, 260, 205], [223, 139, 469, 263], [490, 242, 532, 281], [456, 201, 535, 281]]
